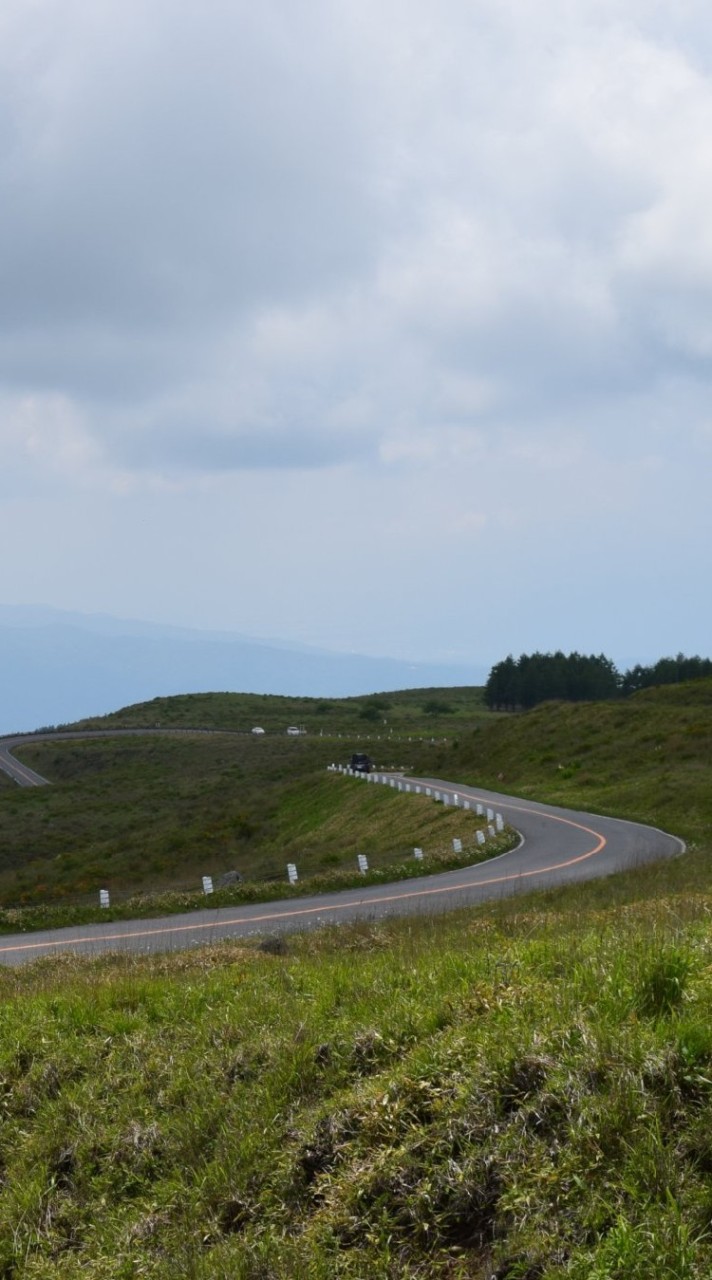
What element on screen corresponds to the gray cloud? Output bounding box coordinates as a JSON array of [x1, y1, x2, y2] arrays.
[[1, 0, 712, 667], [0, 2, 379, 334], [3, 0, 712, 469], [111, 416, 377, 472]]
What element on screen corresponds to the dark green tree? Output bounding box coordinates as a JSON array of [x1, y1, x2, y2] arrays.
[[485, 651, 619, 710]]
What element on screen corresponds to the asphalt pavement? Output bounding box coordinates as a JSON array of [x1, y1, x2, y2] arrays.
[[0, 761, 685, 965]]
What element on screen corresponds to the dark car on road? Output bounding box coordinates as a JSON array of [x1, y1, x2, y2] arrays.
[[350, 753, 373, 773]]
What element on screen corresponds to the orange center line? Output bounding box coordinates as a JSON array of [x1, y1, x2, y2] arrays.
[[0, 789, 607, 955]]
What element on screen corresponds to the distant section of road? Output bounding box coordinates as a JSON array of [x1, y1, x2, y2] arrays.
[[0, 728, 226, 787], [0, 740, 50, 786], [0, 739, 685, 965]]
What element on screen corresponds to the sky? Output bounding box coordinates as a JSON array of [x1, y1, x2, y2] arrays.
[[1, 0, 711, 671]]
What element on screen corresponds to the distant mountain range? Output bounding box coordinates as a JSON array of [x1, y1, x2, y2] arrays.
[[0, 606, 486, 734]]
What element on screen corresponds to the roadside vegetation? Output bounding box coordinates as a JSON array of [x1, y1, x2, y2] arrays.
[[424, 678, 712, 854], [2, 887, 712, 1277], [0, 678, 711, 1273], [0, 708, 505, 925]]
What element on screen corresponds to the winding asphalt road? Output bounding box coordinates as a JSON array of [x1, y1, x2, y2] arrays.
[[0, 730, 687, 965], [0, 728, 226, 787]]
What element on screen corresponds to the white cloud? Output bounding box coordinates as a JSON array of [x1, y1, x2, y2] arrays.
[[0, 392, 97, 483]]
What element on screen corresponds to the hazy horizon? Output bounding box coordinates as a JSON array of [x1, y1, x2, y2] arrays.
[[0, 604, 490, 735]]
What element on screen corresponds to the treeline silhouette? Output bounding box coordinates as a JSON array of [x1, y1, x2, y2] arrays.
[[485, 651, 712, 710]]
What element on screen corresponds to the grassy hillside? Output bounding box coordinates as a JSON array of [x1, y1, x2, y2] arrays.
[[3, 677, 712, 916], [1, 725, 505, 917], [420, 678, 712, 852], [0, 685, 490, 912], [0, 682, 711, 1273], [2, 894, 712, 1278], [71, 685, 490, 737]]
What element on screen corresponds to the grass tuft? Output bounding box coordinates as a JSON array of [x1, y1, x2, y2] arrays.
[[635, 947, 693, 1018]]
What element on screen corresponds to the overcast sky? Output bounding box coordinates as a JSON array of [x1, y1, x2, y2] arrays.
[[1, 0, 711, 670]]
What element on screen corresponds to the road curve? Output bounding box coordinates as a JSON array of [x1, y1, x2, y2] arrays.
[[0, 752, 685, 964], [0, 728, 230, 787]]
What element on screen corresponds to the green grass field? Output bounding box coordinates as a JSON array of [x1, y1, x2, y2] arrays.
[[1, 679, 712, 1275], [0, 722, 510, 925], [3, 882, 712, 1277], [419, 679, 712, 852]]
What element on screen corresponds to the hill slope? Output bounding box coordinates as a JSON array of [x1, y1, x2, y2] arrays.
[[422, 678, 712, 853], [1, 686, 490, 911], [2, 891, 712, 1277], [0, 683, 710, 1273]]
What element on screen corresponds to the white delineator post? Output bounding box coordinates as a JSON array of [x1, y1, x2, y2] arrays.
[[453, 838, 462, 853], [476, 830, 486, 846], [357, 854, 369, 874], [99, 889, 110, 908], [287, 863, 298, 884]]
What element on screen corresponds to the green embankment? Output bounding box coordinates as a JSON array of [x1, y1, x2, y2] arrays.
[[3, 899, 712, 1277], [420, 679, 712, 852], [0, 723, 511, 927], [0, 680, 711, 1275]]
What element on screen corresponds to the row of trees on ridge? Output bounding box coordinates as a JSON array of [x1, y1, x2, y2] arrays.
[[484, 651, 712, 710]]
